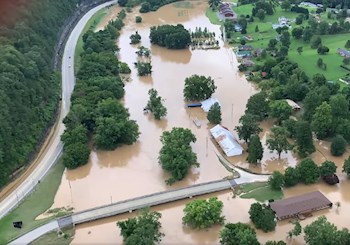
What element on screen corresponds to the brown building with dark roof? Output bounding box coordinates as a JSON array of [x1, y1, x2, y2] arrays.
[[270, 191, 333, 220]]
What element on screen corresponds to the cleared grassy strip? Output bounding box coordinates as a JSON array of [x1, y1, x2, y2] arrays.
[[32, 227, 74, 245], [239, 182, 283, 202], [206, 8, 222, 25], [0, 160, 65, 245], [75, 7, 109, 70]]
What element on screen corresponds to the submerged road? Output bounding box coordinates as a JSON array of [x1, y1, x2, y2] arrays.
[[9, 172, 269, 245], [0, 0, 118, 220]]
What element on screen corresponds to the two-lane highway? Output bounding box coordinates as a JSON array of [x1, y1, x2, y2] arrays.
[[0, 0, 118, 221]]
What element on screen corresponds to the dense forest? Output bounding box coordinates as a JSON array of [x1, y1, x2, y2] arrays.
[[0, 0, 82, 188], [61, 10, 139, 169]]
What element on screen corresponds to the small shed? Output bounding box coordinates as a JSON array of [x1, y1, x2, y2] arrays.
[[270, 191, 333, 220], [210, 125, 243, 157], [201, 98, 221, 112], [285, 99, 301, 110]]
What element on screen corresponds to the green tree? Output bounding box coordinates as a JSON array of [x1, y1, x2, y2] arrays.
[[297, 158, 320, 184], [295, 14, 304, 25], [297, 46, 303, 55], [331, 135, 347, 156], [302, 27, 313, 42], [319, 160, 337, 177], [311, 36, 322, 49], [268, 171, 285, 190], [330, 94, 349, 119], [145, 89, 167, 120], [159, 128, 198, 185], [288, 221, 302, 238], [245, 92, 269, 120], [257, 9, 266, 21], [311, 102, 333, 139], [317, 45, 330, 55], [304, 216, 350, 245], [317, 58, 324, 68], [247, 135, 264, 164], [280, 30, 291, 47], [343, 57, 350, 65], [183, 75, 217, 101], [295, 121, 315, 157], [63, 142, 90, 169], [135, 61, 152, 76], [292, 27, 303, 39], [207, 102, 222, 124], [343, 156, 350, 176], [267, 126, 292, 158], [117, 209, 164, 245], [150, 24, 191, 49], [249, 202, 276, 232], [269, 100, 292, 124], [135, 16, 142, 23], [345, 40, 350, 49], [183, 197, 225, 229], [284, 167, 300, 187], [281, 0, 291, 10], [220, 223, 260, 245], [208, 0, 222, 9], [130, 31, 141, 44], [255, 25, 260, 32], [235, 114, 263, 143]]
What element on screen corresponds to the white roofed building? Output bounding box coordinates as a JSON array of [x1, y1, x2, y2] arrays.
[[201, 98, 221, 112], [210, 125, 243, 157]]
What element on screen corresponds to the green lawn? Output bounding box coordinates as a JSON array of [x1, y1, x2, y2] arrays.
[[0, 160, 65, 245], [289, 33, 349, 83], [75, 7, 109, 70], [228, 5, 349, 84], [206, 8, 222, 25], [239, 182, 283, 202]]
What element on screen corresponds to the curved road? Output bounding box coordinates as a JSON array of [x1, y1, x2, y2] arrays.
[[9, 172, 269, 244], [0, 0, 118, 220]]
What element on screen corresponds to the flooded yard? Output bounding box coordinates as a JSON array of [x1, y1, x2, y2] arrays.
[[48, 1, 350, 244]]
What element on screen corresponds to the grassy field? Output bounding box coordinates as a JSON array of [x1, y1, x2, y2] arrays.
[[32, 227, 74, 245], [0, 160, 65, 245], [239, 182, 283, 202], [228, 4, 349, 83], [75, 7, 109, 70], [206, 8, 222, 25]]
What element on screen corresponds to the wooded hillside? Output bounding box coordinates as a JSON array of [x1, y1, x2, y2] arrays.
[[0, 0, 80, 188]]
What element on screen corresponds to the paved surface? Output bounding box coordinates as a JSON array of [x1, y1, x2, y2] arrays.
[[0, 0, 118, 221]]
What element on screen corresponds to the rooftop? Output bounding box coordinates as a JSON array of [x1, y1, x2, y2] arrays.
[[270, 191, 332, 220]]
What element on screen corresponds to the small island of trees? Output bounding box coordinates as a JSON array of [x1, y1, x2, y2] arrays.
[[150, 24, 191, 49]]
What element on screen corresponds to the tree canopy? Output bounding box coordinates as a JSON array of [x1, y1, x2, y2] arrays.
[[158, 127, 198, 185], [219, 223, 259, 245], [183, 197, 225, 229], [207, 102, 222, 124], [235, 114, 262, 143], [319, 160, 337, 177], [268, 171, 285, 190], [283, 167, 300, 187], [245, 92, 269, 121], [295, 121, 315, 157], [247, 135, 264, 164], [145, 89, 167, 120], [297, 158, 320, 184], [117, 209, 164, 245], [330, 135, 347, 156], [249, 202, 276, 232], [183, 75, 217, 101], [343, 156, 350, 176], [304, 216, 350, 245], [150, 24, 191, 49], [267, 126, 292, 158]]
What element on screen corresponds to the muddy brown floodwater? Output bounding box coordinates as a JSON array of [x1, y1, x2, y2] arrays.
[[47, 1, 350, 244]]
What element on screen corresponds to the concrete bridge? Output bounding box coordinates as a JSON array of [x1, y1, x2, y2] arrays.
[[9, 179, 238, 244]]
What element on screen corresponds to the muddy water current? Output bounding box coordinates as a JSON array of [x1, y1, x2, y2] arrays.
[[49, 1, 350, 244]]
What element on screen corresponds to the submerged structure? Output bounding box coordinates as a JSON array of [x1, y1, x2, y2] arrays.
[[270, 191, 333, 220], [210, 125, 243, 157]]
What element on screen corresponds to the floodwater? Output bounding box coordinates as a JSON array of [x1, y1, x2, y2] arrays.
[[49, 1, 350, 244]]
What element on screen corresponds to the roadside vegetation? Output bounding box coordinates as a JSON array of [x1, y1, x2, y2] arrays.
[[0, 160, 65, 244], [62, 9, 140, 169], [75, 7, 109, 70]]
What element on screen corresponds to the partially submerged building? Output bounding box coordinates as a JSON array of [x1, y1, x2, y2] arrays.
[[210, 125, 243, 157], [285, 99, 301, 110], [270, 191, 333, 220]]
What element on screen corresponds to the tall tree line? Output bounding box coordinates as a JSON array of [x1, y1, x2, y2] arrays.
[[0, 0, 81, 188]]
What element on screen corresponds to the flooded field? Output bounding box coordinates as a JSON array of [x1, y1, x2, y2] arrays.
[[50, 1, 350, 244]]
